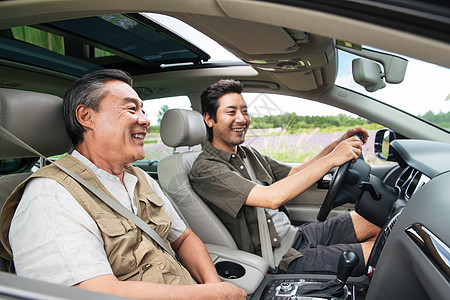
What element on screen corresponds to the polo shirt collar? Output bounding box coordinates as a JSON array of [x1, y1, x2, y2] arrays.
[[204, 140, 247, 162]]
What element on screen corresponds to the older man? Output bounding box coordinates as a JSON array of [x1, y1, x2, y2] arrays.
[[1, 70, 245, 300]]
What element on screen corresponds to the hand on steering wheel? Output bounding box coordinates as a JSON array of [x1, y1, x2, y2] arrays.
[[317, 136, 364, 222]]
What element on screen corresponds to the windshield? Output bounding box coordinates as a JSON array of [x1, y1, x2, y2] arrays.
[[336, 49, 450, 131]]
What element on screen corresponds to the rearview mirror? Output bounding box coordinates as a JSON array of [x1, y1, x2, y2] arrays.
[[374, 128, 396, 161], [338, 45, 408, 92], [352, 58, 386, 92]]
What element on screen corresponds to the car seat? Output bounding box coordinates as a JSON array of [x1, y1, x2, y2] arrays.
[[158, 109, 238, 249], [0, 88, 72, 271]]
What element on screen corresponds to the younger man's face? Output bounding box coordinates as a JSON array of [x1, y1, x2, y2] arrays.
[[206, 93, 250, 153]]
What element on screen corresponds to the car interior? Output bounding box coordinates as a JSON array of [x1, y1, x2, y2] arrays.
[[0, 1, 449, 300]]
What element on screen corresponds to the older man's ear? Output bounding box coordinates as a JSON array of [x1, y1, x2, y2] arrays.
[[76, 105, 95, 130]]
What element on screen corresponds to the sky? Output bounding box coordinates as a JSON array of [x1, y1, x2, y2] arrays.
[[143, 13, 450, 125], [336, 53, 450, 117]]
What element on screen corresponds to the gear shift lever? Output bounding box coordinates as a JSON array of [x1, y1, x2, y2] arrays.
[[337, 250, 360, 283], [296, 251, 360, 298]]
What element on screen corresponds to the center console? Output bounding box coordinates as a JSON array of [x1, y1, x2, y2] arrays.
[[251, 275, 354, 300], [207, 243, 368, 300], [251, 250, 367, 300]]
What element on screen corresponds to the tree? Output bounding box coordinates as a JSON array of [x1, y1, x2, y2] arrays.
[[157, 105, 170, 125]]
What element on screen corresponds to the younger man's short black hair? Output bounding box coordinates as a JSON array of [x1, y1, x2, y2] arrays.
[[200, 79, 243, 141]]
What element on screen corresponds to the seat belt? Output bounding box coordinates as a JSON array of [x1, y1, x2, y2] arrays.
[[0, 126, 176, 258], [241, 156, 276, 269], [256, 207, 276, 269]]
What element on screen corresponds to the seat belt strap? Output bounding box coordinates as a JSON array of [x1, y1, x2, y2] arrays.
[[241, 156, 276, 269], [256, 207, 276, 269], [0, 126, 176, 258]]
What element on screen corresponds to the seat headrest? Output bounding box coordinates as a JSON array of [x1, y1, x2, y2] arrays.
[[160, 109, 206, 148], [0, 88, 72, 159]]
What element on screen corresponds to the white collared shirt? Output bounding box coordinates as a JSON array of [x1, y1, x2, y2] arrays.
[[9, 151, 186, 286]]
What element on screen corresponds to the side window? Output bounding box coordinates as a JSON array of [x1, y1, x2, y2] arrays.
[[143, 96, 198, 160], [243, 92, 386, 165]]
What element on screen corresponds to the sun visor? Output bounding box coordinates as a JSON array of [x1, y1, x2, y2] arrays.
[[193, 15, 299, 55]]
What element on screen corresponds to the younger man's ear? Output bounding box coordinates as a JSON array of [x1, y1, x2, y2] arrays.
[[203, 112, 214, 128]]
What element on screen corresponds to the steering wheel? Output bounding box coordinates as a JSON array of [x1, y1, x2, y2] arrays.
[[317, 136, 364, 222], [317, 159, 353, 222]]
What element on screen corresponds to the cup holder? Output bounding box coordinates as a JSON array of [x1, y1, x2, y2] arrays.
[[215, 261, 246, 279]]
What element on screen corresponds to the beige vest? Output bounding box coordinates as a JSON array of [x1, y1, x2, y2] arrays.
[[0, 154, 196, 285]]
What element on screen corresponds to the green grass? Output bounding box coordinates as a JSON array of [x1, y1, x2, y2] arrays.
[[144, 140, 158, 145], [263, 150, 317, 162]]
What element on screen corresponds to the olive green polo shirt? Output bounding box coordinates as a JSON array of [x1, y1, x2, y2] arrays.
[[190, 141, 292, 256]]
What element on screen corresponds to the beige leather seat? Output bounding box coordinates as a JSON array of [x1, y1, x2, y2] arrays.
[[0, 88, 72, 271], [158, 109, 238, 249]]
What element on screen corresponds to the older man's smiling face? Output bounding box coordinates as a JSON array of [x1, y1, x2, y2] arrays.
[[88, 80, 150, 165]]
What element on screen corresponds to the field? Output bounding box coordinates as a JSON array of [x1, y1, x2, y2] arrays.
[[144, 130, 383, 165]]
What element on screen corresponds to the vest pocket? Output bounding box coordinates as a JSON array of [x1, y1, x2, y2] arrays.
[[140, 193, 171, 239], [118, 263, 165, 283], [95, 213, 138, 277], [96, 213, 127, 237], [135, 237, 182, 283]]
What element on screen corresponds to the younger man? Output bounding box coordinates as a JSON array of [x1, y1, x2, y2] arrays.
[[190, 79, 380, 275]]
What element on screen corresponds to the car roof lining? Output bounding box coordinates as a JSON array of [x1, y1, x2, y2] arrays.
[[0, 0, 449, 142], [208, 0, 449, 68], [0, 1, 448, 67]]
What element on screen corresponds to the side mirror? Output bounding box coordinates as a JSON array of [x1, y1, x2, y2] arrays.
[[374, 128, 396, 161]]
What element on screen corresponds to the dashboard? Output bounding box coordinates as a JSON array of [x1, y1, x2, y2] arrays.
[[395, 166, 430, 200], [390, 139, 450, 179], [251, 139, 450, 299], [366, 139, 450, 299]]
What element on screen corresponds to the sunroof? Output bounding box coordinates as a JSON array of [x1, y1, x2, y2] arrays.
[[1, 13, 211, 77]]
